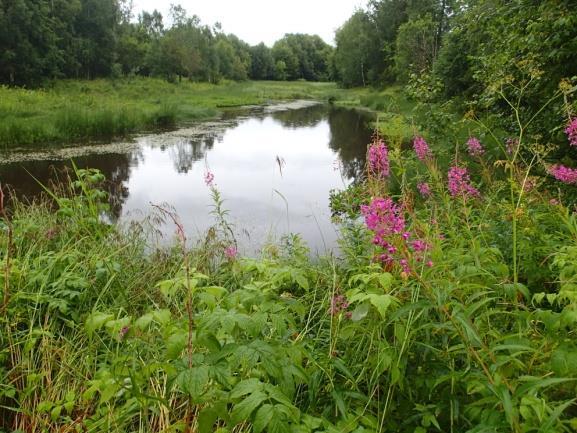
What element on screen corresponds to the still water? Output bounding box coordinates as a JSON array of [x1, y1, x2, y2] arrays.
[[0, 103, 373, 254]]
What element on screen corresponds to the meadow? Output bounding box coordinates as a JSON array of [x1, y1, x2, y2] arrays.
[[0, 79, 356, 148]]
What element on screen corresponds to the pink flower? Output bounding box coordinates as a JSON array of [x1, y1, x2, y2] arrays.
[[417, 182, 431, 198], [566, 118, 577, 147], [549, 165, 577, 184], [413, 136, 432, 161], [411, 240, 429, 253], [224, 245, 238, 260], [360, 198, 406, 245], [330, 294, 350, 316], [448, 166, 480, 199], [399, 259, 410, 274], [204, 171, 215, 186], [467, 137, 484, 157], [549, 198, 560, 206], [368, 139, 390, 178]]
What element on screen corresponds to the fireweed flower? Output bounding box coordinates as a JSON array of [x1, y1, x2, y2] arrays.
[[399, 259, 410, 274], [448, 166, 480, 199], [566, 118, 577, 147], [360, 197, 405, 247], [413, 136, 432, 161], [417, 182, 431, 198], [411, 239, 429, 253], [368, 139, 390, 178], [467, 137, 484, 157], [329, 294, 350, 316], [224, 246, 238, 260], [204, 171, 215, 186], [549, 165, 577, 184]]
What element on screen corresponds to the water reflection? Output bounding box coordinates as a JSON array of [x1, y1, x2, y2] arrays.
[[0, 104, 373, 253], [270, 104, 327, 129]]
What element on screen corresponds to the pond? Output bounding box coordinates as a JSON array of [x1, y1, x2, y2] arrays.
[[0, 102, 374, 254]]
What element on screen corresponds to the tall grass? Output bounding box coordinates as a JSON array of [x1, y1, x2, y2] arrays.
[[0, 79, 343, 148]]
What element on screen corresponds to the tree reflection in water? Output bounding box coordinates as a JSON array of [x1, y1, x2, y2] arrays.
[[0, 104, 374, 248]]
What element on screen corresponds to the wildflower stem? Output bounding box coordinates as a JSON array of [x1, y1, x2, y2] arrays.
[[0, 184, 12, 313]]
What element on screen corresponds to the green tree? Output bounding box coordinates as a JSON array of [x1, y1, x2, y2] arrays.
[[249, 43, 276, 80], [333, 11, 376, 87], [395, 16, 438, 82], [72, 0, 121, 78], [0, 0, 74, 85]]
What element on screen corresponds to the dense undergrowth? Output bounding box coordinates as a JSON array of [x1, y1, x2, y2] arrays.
[[3, 84, 577, 433]]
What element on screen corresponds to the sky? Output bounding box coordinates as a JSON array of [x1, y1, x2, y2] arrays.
[[131, 0, 367, 46]]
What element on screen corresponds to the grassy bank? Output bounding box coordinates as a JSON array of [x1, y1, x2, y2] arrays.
[[0, 79, 347, 148], [0, 77, 457, 151]]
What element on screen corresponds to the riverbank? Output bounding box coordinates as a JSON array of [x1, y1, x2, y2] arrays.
[[2, 118, 576, 430], [1, 77, 445, 150], [0, 79, 350, 148]]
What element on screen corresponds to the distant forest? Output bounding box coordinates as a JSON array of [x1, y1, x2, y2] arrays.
[[0, 0, 333, 86], [1, 0, 575, 110]]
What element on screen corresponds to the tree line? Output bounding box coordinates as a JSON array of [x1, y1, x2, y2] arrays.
[[0, 1, 334, 86], [333, 0, 576, 101]]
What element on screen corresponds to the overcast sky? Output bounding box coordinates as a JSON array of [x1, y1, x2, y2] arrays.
[[131, 0, 367, 46]]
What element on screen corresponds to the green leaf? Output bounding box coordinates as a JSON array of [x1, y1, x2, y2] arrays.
[[134, 313, 154, 330], [157, 279, 179, 298], [176, 366, 209, 400], [204, 286, 228, 299], [253, 404, 274, 433], [377, 272, 393, 290], [153, 309, 171, 325], [166, 331, 187, 359], [37, 401, 53, 413], [351, 302, 370, 322], [539, 398, 577, 433], [104, 316, 131, 338], [368, 294, 394, 319], [85, 312, 114, 337], [230, 378, 263, 399], [231, 390, 268, 423], [293, 271, 310, 290], [50, 405, 62, 421], [198, 404, 223, 433]]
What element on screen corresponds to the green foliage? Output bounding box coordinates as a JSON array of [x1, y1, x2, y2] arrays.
[[4, 92, 577, 431], [333, 11, 377, 87], [272, 34, 333, 82], [395, 16, 438, 83], [0, 1, 333, 87]]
